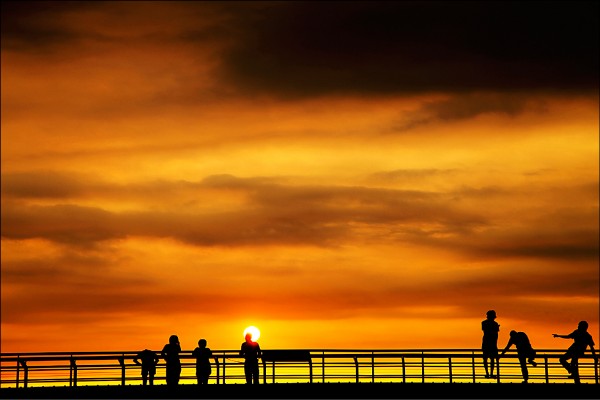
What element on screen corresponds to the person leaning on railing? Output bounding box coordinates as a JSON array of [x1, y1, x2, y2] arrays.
[[133, 349, 159, 386]]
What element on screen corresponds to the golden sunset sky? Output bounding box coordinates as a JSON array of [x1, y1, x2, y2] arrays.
[[1, 1, 598, 354]]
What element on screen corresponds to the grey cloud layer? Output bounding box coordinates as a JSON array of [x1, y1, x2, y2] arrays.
[[2, 172, 597, 262]]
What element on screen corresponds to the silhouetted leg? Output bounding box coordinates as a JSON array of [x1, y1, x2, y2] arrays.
[[559, 353, 572, 372], [518, 356, 528, 383], [244, 363, 252, 384], [528, 357, 537, 367], [571, 358, 580, 383], [483, 357, 489, 377]]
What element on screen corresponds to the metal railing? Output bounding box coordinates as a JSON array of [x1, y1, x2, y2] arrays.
[[1, 349, 598, 388]]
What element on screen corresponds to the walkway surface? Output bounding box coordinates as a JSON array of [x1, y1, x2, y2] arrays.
[[1, 382, 598, 399]]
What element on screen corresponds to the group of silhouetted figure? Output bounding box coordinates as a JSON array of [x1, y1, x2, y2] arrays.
[[132, 316, 596, 388], [134, 332, 261, 388], [481, 310, 597, 384]]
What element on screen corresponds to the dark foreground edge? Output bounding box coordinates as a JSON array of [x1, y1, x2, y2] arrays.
[[1, 382, 599, 399]]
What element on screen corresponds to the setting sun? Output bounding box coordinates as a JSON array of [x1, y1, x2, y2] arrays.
[[243, 326, 261, 342]]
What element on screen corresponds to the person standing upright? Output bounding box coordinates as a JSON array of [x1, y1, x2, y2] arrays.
[[161, 334, 182, 387], [240, 332, 262, 384], [192, 338, 214, 385], [481, 310, 500, 379]]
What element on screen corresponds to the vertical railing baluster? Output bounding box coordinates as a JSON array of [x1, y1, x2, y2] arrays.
[[70, 357, 77, 387], [16, 356, 20, 389], [119, 355, 125, 386], [321, 352, 325, 383], [448, 357, 452, 383], [22, 360, 28, 388], [402, 356, 405, 383], [471, 352, 476, 383]]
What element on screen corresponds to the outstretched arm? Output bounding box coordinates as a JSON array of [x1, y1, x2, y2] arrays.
[[552, 333, 569, 339], [500, 341, 512, 356]]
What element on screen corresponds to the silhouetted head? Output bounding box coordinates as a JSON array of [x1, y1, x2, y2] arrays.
[[169, 335, 179, 345], [198, 339, 207, 348], [486, 310, 496, 319], [578, 321, 588, 331], [245, 332, 253, 342], [509, 330, 517, 338]]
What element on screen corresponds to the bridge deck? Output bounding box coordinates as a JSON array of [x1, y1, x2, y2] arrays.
[[1, 382, 598, 399]]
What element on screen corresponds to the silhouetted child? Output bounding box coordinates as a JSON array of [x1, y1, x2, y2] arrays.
[[501, 330, 537, 383], [161, 334, 182, 387], [481, 309, 500, 378], [240, 332, 262, 384], [553, 320, 597, 383], [192, 338, 213, 384], [133, 349, 159, 386]]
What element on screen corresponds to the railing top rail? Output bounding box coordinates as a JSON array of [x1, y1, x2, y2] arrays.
[[0, 348, 588, 363]]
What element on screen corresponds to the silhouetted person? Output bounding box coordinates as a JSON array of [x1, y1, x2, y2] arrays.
[[133, 349, 159, 386], [192, 338, 213, 384], [553, 320, 597, 384], [240, 332, 261, 384], [501, 330, 537, 383], [161, 334, 182, 387], [481, 309, 500, 379]]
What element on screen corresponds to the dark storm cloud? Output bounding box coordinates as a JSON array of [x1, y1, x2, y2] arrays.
[[0, 1, 105, 51], [219, 1, 599, 98]]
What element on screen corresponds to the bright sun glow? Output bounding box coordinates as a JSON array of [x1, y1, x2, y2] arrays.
[[243, 326, 261, 341]]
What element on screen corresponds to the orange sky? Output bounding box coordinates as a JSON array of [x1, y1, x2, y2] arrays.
[[1, 1, 598, 354]]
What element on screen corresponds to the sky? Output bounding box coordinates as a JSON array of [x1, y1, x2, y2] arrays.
[[1, 1, 598, 354]]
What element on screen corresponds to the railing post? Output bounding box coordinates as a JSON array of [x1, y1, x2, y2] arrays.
[[16, 356, 20, 389], [271, 361, 274, 384], [371, 353, 375, 383], [308, 357, 313, 384], [448, 357, 452, 383], [471, 352, 476, 383], [118, 355, 125, 386], [69, 357, 76, 387], [353, 357, 359, 383], [421, 352, 425, 383], [544, 355, 549, 384], [215, 357, 220, 385], [222, 356, 226, 384], [18, 359, 28, 389], [321, 352, 325, 383], [401, 356, 405, 383]]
